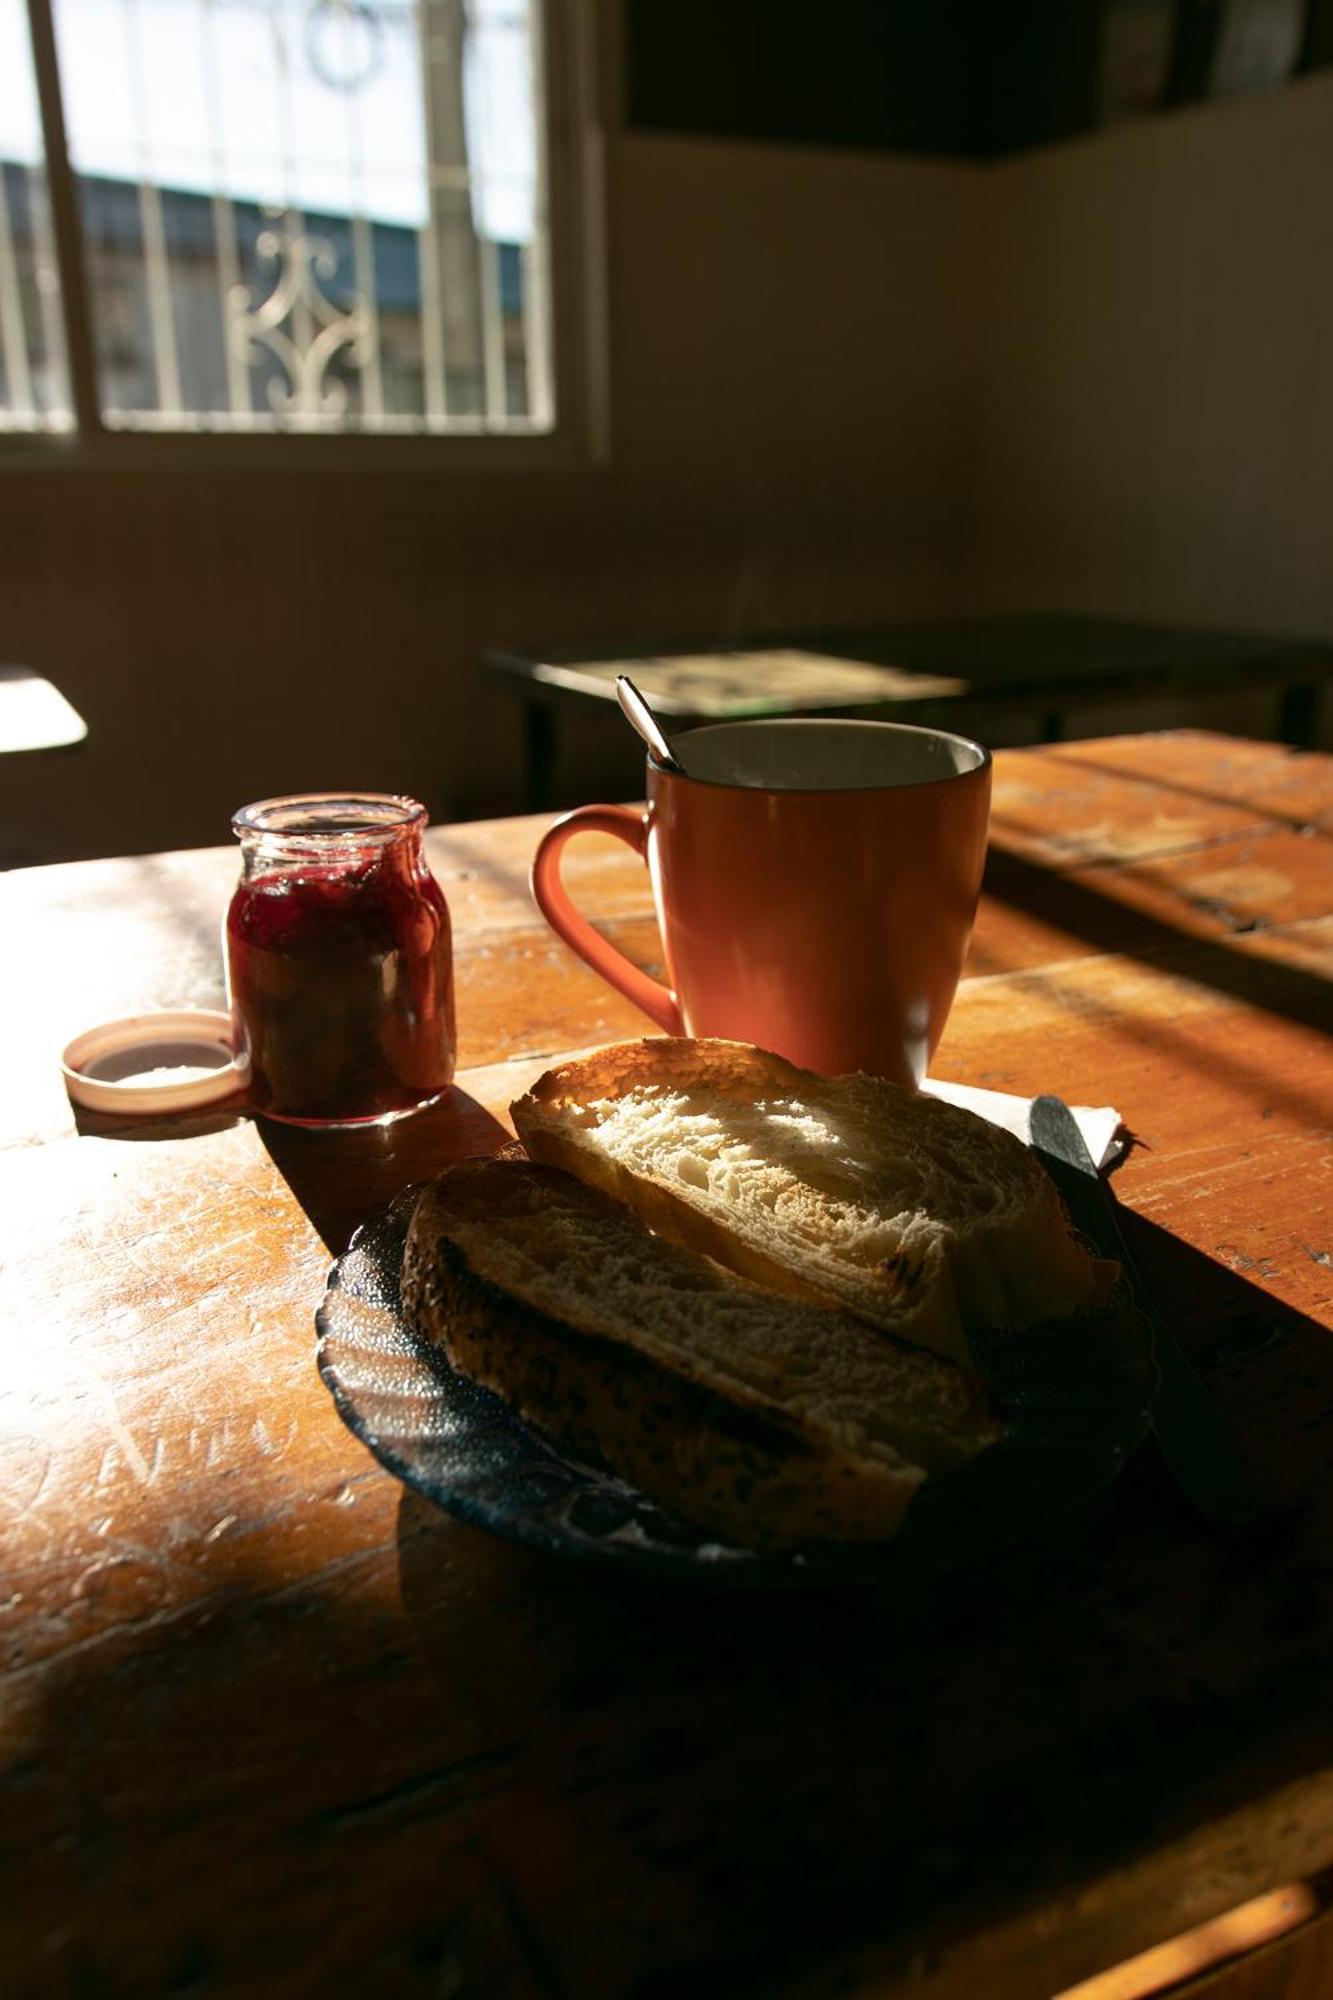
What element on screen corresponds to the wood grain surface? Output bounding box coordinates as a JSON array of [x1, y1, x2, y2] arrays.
[[2, 731, 1331, 2000]]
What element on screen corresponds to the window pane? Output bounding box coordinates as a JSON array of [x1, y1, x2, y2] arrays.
[[0, 0, 73, 431], [51, 0, 552, 434]]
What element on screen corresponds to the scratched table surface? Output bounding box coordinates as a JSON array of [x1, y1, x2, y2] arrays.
[[3, 731, 1332, 2000]]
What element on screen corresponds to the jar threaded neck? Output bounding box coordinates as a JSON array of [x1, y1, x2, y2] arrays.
[[232, 793, 427, 853]]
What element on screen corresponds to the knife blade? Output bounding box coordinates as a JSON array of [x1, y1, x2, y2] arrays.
[[1029, 1094, 1257, 1528]]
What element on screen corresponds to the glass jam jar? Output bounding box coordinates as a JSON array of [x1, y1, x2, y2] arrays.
[[226, 794, 455, 1127]]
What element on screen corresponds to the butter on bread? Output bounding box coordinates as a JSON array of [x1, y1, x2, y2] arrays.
[[511, 1038, 1118, 1368], [402, 1156, 1000, 1552]]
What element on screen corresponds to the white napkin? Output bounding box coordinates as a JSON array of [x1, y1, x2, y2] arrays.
[[922, 1077, 1123, 1171]]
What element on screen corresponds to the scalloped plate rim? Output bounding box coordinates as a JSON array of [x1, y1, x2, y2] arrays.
[[313, 1190, 1157, 1589]]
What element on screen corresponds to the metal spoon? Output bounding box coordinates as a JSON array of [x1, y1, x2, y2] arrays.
[[615, 674, 686, 774]]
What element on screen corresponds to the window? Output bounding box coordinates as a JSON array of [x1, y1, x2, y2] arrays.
[[0, 0, 574, 440]]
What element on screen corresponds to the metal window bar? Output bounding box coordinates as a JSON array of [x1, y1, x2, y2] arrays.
[[417, 192, 448, 424], [0, 6, 72, 428], [272, 9, 313, 418], [134, 180, 183, 415], [418, 0, 470, 428], [478, 230, 504, 422], [522, 0, 553, 428], [23, 0, 99, 433], [212, 191, 251, 421], [350, 209, 382, 419], [520, 232, 550, 427], [0, 169, 35, 417], [26, 165, 70, 418], [341, 3, 383, 424], [121, 0, 183, 415], [287, 206, 317, 415], [200, 0, 250, 421]]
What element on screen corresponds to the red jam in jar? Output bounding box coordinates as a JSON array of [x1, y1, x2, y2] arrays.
[[226, 794, 455, 1126]]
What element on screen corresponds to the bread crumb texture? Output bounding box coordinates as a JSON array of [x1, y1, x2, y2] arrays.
[[513, 1039, 1117, 1364], [426, 1163, 993, 1473], [402, 1155, 1003, 1548]]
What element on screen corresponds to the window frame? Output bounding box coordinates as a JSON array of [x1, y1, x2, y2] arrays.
[[3, 0, 610, 472]]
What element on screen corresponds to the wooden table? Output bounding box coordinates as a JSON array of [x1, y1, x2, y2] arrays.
[[486, 617, 1333, 807], [3, 731, 1332, 1999]]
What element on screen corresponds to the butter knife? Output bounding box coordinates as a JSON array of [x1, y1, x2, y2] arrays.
[[1029, 1094, 1257, 1528]]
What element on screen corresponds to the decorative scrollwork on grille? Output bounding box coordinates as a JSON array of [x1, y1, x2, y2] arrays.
[[227, 213, 375, 421], [304, 0, 392, 95]]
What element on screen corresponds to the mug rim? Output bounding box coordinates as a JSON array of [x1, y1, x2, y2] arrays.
[[648, 716, 991, 795]]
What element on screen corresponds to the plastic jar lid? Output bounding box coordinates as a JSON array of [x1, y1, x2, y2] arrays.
[[61, 1009, 248, 1115]]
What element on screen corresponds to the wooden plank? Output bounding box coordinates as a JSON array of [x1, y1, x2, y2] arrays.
[[971, 826, 1333, 976], [1044, 735, 1333, 834], [989, 760, 1273, 867]]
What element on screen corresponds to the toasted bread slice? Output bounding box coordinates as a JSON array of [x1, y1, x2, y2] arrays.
[[511, 1039, 1118, 1367], [402, 1157, 999, 1551]]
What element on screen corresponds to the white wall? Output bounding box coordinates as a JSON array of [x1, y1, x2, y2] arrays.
[[972, 70, 1333, 667]]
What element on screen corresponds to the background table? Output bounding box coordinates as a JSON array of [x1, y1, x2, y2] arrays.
[[0, 665, 89, 869], [486, 616, 1333, 807], [3, 731, 1333, 1998], [0, 665, 87, 757]]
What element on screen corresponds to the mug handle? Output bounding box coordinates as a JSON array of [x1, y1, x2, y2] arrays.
[[532, 805, 684, 1035]]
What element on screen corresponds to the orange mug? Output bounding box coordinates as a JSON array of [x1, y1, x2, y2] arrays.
[[531, 718, 991, 1087]]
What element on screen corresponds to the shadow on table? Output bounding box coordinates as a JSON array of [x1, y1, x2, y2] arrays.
[[256, 1086, 510, 1252], [71, 1099, 248, 1143], [978, 842, 1332, 1136], [982, 843, 1332, 1041], [11, 1222, 1333, 1998], [385, 1216, 1333, 1996]]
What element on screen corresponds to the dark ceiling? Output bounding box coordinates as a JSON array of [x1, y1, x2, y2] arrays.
[[625, 0, 1333, 160]]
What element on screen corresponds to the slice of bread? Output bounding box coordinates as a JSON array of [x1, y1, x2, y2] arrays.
[[512, 1038, 1118, 1368], [402, 1157, 1000, 1551]]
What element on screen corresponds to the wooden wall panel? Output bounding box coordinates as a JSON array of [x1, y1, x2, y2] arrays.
[[973, 72, 1333, 682]]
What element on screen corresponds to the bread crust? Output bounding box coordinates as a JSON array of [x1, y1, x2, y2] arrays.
[[402, 1164, 953, 1551], [512, 1038, 1118, 1366]]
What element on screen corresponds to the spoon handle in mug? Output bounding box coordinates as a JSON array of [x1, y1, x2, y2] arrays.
[[531, 805, 684, 1035]]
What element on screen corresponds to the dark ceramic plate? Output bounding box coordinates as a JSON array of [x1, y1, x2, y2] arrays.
[[315, 1187, 1159, 1588]]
